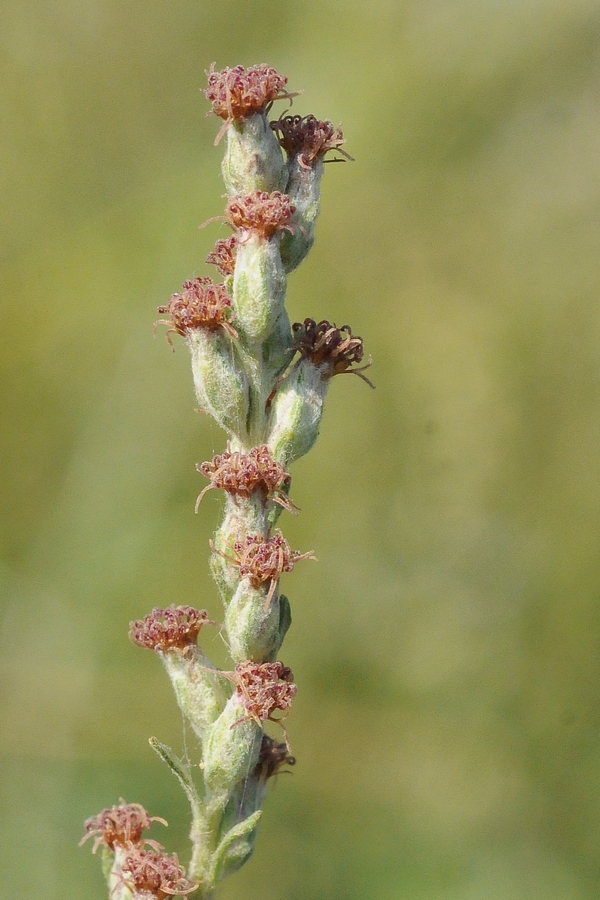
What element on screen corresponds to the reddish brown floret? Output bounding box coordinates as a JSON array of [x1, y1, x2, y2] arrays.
[[129, 606, 212, 653], [211, 530, 316, 609], [154, 277, 237, 346], [292, 318, 374, 387], [206, 235, 237, 276], [225, 191, 295, 240], [121, 848, 198, 899], [254, 733, 297, 780], [270, 114, 351, 168], [204, 63, 289, 122], [79, 801, 167, 854], [195, 444, 295, 513], [229, 661, 297, 728]]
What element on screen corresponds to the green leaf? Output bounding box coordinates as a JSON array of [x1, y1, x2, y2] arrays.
[[209, 810, 262, 883], [148, 737, 202, 815]]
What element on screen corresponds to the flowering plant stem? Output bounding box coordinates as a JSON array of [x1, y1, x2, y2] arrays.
[[80, 63, 371, 900]]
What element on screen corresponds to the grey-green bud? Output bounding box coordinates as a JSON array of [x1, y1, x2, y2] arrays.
[[280, 158, 324, 272], [188, 329, 250, 441], [225, 580, 287, 663], [232, 234, 287, 346], [222, 114, 288, 196], [267, 359, 329, 467], [203, 694, 262, 798]]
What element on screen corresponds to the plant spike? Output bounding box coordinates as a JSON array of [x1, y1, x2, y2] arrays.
[[81, 62, 370, 899]]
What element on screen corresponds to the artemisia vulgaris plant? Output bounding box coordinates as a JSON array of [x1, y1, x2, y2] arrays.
[[81, 62, 372, 900]]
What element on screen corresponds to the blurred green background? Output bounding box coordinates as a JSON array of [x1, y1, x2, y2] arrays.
[[2, 1, 600, 897]]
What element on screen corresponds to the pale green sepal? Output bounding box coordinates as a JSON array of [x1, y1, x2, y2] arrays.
[[107, 847, 134, 900], [261, 308, 294, 388], [233, 234, 287, 345], [209, 494, 269, 603], [187, 330, 249, 442], [208, 809, 262, 883], [101, 846, 114, 887], [161, 647, 229, 740], [203, 695, 262, 798], [225, 580, 285, 663], [267, 359, 329, 467], [280, 158, 324, 272], [222, 114, 287, 195], [278, 593, 292, 646]]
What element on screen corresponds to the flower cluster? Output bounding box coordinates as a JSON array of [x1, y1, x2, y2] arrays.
[[271, 114, 349, 168], [206, 236, 238, 276], [229, 661, 296, 727], [121, 848, 198, 899], [79, 801, 166, 854], [225, 190, 295, 239], [212, 530, 316, 608], [292, 317, 374, 384], [195, 443, 293, 511], [129, 606, 212, 653], [204, 63, 289, 122], [156, 277, 237, 343], [254, 734, 297, 780]]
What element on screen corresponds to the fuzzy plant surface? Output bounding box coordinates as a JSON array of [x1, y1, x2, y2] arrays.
[[80, 63, 372, 900]]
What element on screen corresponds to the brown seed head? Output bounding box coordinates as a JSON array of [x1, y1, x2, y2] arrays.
[[155, 277, 237, 343], [292, 318, 374, 386], [79, 801, 167, 854], [232, 661, 296, 727], [271, 114, 349, 168], [225, 191, 295, 239], [254, 733, 297, 780], [195, 444, 294, 512], [204, 63, 288, 122], [206, 235, 237, 276], [129, 606, 212, 653], [121, 847, 198, 900]]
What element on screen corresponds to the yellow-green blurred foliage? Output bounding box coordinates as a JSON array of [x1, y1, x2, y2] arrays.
[[2, 1, 600, 897]]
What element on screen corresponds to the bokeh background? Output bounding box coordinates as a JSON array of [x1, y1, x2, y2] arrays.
[[2, 1, 600, 897]]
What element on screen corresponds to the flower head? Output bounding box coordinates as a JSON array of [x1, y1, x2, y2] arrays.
[[271, 114, 350, 168], [211, 530, 316, 608], [79, 801, 167, 854], [230, 661, 296, 728], [121, 847, 198, 899], [129, 606, 212, 653], [226, 191, 295, 240], [195, 444, 294, 513], [155, 277, 237, 345], [254, 733, 297, 780], [206, 235, 237, 276], [292, 318, 374, 386], [204, 63, 289, 122]]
